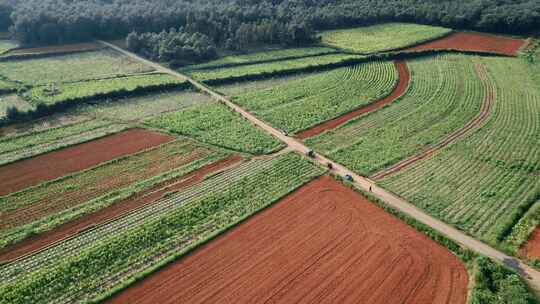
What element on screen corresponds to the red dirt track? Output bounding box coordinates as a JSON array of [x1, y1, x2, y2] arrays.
[[0, 128, 173, 196], [519, 227, 540, 261], [0, 155, 243, 262], [405, 32, 526, 56], [108, 176, 468, 304], [296, 60, 410, 139]]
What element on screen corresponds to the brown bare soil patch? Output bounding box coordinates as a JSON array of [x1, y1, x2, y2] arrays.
[[0, 128, 173, 196], [405, 32, 526, 56], [519, 227, 540, 260], [296, 60, 410, 139], [108, 176, 468, 304], [0, 155, 243, 262], [7, 42, 102, 55]]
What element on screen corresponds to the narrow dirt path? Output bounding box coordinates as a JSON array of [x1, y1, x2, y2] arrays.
[[370, 63, 494, 180], [296, 60, 410, 139], [99, 40, 540, 294]]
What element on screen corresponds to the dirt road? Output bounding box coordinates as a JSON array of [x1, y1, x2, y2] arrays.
[[100, 40, 540, 293]]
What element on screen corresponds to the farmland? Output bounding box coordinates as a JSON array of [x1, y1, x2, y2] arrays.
[[0, 95, 33, 119], [146, 102, 284, 154], [232, 60, 397, 133], [307, 54, 485, 175], [320, 23, 452, 54], [0, 40, 18, 54]]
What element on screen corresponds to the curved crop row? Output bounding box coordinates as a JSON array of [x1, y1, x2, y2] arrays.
[[380, 56, 540, 247], [232, 60, 398, 133], [0, 153, 325, 304], [307, 54, 484, 176]]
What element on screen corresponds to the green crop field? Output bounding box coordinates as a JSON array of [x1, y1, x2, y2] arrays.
[[379, 56, 540, 248], [0, 95, 33, 119], [25, 73, 187, 106], [0, 49, 153, 85], [307, 54, 484, 175], [0, 40, 18, 54], [0, 152, 324, 304], [232, 60, 398, 133], [320, 23, 452, 54], [186, 53, 364, 83], [214, 74, 309, 96], [182, 46, 339, 71], [0, 138, 228, 249], [78, 90, 212, 121], [147, 102, 284, 154]]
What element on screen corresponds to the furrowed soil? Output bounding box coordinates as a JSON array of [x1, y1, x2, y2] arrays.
[[296, 61, 409, 139], [0, 155, 242, 262], [108, 176, 468, 304], [519, 227, 540, 260], [0, 128, 173, 196], [406, 32, 526, 56]]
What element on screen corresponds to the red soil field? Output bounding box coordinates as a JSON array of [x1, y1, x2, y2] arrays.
[[296, 60, 410, 139], [0, 128, 173, 196], [109, 176, 468, 304], [519, 227, 540, 261], [406, 32, 526, 56], [0, 155, 243, 262]]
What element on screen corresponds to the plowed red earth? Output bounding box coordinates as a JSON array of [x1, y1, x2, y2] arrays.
[[296, 60, 410, 139], [0, 128, 173, 196], [519, 227, 540, 260], [406, 32, 526, 56], [0, 155, 242, 262], [108, 176, 468, 304]]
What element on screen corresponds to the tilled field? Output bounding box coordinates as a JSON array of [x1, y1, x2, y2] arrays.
[[519, 227, 540, 260], [109, 176, 468, 304]]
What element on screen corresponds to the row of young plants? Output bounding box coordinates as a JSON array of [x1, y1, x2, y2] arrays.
[[0, 153, 325, 303], [380, 56, 540, 248], [146, 102, 285, 155], [232, 60, 398, 133], [308, 54, 484, 175]]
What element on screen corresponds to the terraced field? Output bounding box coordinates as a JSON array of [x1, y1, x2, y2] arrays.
[[320, 23, 451, 54], [0, 152, 325, 304], [0, 49, 153, 85], [232, 61, 397, 133], [307, 54, 485, 175], [380, 56, 540, 246], [0, 139, 227, 250], [147, 102, 284, 154]]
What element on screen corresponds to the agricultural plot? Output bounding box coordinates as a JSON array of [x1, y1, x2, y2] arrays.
[[0, 95, 33, 119], [25, 73, 187, 106], [147, 102, 284, 154], [0, 49, 153, 86], [0, 40, 18, 54], [0, 139, 227, 250], [232, 61, 398, 133], [4, 42, 102, 56], [0, 128, 173, 196], [307, 54, 485, 176], [380, 56, 540, 247], [185, 53, 364, 83], [0, 112, 89, 138], [0, 78, 19, 93], [0, 153, 325, 304], [78, 90, 213, 122], [320, 23, 451, 54], [214, 74, 309, 96], [109, 176, 467, 304], [182, 46, 339, 71]]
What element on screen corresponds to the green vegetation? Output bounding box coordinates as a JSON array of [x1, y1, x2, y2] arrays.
[[380, 56, 540, 246], [78, 91, 212, 121], [186, 53, 364, 83], [25, 73, 187, 106], [214, 74, 308, 96], [505, 194, 540, 253], [0, 139, 227, 249], [232, 61, 397, 133], [320, 23, 452, 54], [0, 153, 325, 304], [147, 102, 284, 154], [183, 47, 339, 71], [308, 54, 483, 175], [0, 49, 153, 85], [0, 40, 17, 54], [0, 95, 33, 119]]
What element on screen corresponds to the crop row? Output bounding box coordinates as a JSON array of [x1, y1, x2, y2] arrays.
[[146, 102, 285, 155], [0, 139, 226, 249], [0, 153, 325, 304], [232, 60, 398, 133], [380, 55, 540, 247], [25, 73, 188, 106], [308, 54, 484, 175]]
